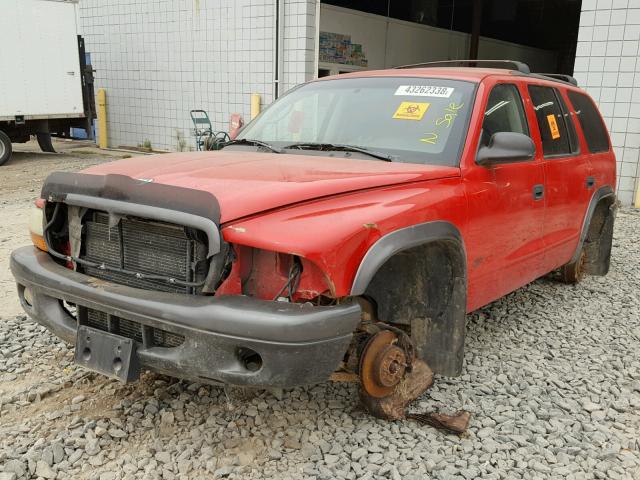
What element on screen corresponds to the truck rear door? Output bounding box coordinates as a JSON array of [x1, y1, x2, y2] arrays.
[[526, 84, 592, 272]]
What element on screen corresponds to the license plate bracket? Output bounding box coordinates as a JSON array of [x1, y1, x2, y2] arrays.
[[75, 325, 140, 383]]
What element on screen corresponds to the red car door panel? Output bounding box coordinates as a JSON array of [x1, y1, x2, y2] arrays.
[[526, 84, 593, 271], [463, 80, 546, 312], [465, 163, 546, 311]]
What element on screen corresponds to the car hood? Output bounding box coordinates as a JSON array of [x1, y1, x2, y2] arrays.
[[82, 151, 460, 223]]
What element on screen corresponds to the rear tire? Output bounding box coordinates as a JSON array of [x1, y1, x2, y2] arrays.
[[36, 132, 56, 153], [0, 130, 12, 166], [560, 249, 586, 284]]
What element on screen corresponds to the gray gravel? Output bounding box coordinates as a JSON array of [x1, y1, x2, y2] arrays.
[[1, 147, 640, 479]]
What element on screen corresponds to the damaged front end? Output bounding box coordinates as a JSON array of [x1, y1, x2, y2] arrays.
[[39, 172, 229, 296], [13, 172, 362, 388], [14, 172, 468, 432]]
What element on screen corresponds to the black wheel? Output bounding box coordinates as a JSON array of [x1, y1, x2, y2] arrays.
[[560, 248, 586, 284], [0, 130, 12, 166], [36, 132, 56, 153]]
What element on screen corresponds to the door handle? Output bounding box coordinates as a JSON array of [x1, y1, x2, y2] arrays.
[[586, 176, 596, 189], [533, 184, 544, 201]]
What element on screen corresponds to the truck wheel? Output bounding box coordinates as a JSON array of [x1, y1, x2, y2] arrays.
[[560, 249, 586, 284], [0, 130, 12, 166], [36, 133, 56, 153]]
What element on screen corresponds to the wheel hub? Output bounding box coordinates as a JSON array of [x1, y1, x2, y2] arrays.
[[359, 330, 408, 398]]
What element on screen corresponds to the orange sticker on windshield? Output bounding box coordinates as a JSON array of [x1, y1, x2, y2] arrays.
[[547, 114, 560, 139], [393, 102, 430, 120]]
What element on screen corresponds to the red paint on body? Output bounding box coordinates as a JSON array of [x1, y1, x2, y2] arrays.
[[83, 152, 460, 223]]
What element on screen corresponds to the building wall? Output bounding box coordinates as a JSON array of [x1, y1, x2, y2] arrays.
[[77, 0, 317, 151], [574, 1, 640, 205], [320, 5, 558, 72], [282, 0, 318, 92]]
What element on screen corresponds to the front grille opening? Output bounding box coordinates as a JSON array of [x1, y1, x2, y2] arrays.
[[79, 307, 185, 348], [60, 301, 78, 320], [152, 329, 185, 348], [78, 211, 209, 294]]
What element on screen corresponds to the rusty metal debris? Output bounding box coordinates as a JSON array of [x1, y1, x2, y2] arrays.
[[406, 410, 471, 435], [360, 357, 434, 420], [329, 371, 358, 383]]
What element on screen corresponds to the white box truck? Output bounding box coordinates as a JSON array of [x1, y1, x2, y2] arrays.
[[0, 0, 95, 166]]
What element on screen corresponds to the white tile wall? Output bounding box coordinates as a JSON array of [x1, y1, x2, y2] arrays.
[[281, 0, 317, 92], [574, 2, 640, 205], [77, 0, 319, 151]]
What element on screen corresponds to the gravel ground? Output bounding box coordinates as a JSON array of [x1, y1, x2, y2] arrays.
[[1, 143, 639, 480]]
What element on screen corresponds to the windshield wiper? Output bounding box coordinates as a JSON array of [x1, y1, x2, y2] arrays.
[[223, 138, 282, 153], [283, 142, 393, 162]]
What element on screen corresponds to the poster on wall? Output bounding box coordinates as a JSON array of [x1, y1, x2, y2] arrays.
[[319, 31, 368, 67]]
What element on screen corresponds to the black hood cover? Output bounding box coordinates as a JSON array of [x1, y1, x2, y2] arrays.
[[41, 172, 221, 225]]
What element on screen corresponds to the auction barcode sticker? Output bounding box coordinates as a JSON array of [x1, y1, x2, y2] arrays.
[[394, 85, 454, 98]]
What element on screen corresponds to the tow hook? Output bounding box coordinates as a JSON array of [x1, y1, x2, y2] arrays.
[[355, 324, 470, 434]]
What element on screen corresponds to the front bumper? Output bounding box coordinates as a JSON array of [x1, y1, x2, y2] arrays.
[[10, 246, 361, 388]]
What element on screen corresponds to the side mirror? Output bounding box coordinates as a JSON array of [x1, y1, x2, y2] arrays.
[[476, 132, 535, 166]]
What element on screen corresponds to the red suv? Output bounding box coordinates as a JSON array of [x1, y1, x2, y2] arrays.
[[11, 60, 616, 413]]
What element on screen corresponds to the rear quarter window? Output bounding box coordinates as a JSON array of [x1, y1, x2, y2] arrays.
[[567, 91, 610, 153]]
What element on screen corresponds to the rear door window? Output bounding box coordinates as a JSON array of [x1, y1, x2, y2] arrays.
[[567, 91, 610, 153], [528, 85, 578, 157]]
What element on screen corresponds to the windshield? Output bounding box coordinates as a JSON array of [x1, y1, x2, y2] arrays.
[[237, 76, 476, 166]]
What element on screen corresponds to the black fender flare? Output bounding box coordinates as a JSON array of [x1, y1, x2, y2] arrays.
[[569, 185, 616, 265], [350, 221, 467, 376], [350, 221, 466, 296]]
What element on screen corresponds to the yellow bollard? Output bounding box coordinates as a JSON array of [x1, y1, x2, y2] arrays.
[[250, 94, 261, 120], [635, 180, 640, 208], [97, 89, 108, 149]]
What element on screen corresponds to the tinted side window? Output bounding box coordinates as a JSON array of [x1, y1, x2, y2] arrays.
[[567, 91, 610, 153], [556, 92, 580, 154], [481, 84, 529, 147], [528, 85, 574, 157]]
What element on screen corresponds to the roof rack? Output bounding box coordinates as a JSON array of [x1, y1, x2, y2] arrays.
[[394, 59, 531, 74], [393, 60, 579, 87], [535, 73, 578, 86]]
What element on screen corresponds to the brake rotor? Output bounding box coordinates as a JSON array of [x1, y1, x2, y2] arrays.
[[359, 330, 408, 398]]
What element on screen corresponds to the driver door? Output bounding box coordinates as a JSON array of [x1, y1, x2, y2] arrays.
[[464, 82, 546, 311]]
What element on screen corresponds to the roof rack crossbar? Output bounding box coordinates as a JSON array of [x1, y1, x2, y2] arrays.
[[535, 73, 578, 86], [394, 59, 531, 74]]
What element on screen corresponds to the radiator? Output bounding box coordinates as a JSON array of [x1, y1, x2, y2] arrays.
[[81, 211, 208, 294]]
